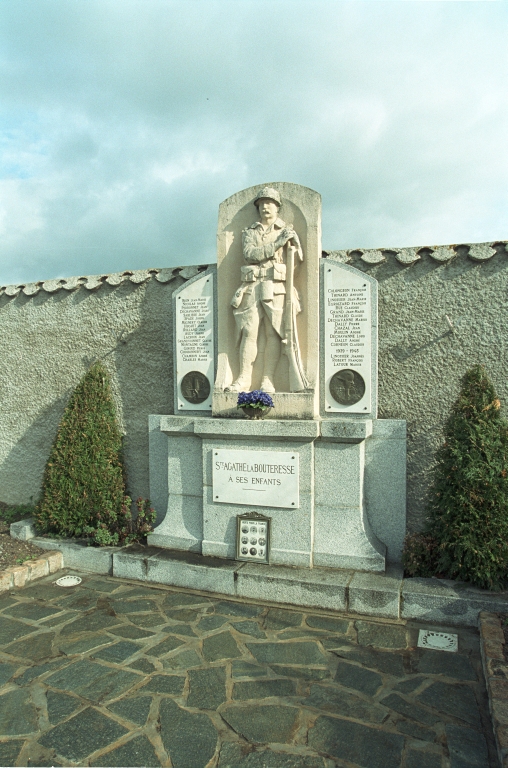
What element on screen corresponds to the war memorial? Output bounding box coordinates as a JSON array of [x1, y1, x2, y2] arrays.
[[149, 182, 405, 579], [1, 183, 507, 766]]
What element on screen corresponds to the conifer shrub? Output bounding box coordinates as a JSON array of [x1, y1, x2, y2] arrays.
[[35, 361, 155, 546], [401, 532, 439, 578], [411, 365, 508, 590]]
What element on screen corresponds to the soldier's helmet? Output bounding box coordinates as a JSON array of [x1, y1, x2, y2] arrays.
[[253, 186, 281, 208]]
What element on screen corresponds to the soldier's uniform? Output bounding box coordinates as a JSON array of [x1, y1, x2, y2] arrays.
[[231, 216, 301, 342], [226, 186, 302, 393]]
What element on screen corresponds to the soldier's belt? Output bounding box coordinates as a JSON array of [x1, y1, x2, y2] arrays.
[[240, 263, 286, 282]]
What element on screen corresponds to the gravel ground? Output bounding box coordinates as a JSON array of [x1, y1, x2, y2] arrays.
[[0, 502, 45, 571]]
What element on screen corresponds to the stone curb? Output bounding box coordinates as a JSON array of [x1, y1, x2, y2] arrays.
[[13, 515, 507, 626], [479, 611, 508, 768], [0, 550, 63, 593]]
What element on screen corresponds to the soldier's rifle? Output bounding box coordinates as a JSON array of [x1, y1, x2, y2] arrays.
[[282, 241, 309, 392]]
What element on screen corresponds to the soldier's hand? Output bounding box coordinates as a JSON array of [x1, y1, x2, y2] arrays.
[[276, 228, 298, 249]]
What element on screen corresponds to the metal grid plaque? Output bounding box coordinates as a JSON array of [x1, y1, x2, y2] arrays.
[[236, 512, 271, 564]]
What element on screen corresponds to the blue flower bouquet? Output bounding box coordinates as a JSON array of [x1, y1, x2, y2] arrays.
[[237, 390, 274, 419]]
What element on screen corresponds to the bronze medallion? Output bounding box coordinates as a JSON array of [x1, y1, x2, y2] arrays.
[[180, 371, 210, 404], [329, 369, 365, 406]]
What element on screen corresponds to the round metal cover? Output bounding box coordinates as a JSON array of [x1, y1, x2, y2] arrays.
[[55, 575, 82, 587], [180, 371, 210, 404], [329, 369, 365, 405]]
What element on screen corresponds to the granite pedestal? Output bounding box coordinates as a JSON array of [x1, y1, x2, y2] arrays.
[[148, 415, 406, 571]]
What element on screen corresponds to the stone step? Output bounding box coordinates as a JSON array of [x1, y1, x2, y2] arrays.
[[15, 520, 507, 626]]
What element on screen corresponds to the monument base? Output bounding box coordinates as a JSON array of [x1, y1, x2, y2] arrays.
[[148, 415, 406, 572]]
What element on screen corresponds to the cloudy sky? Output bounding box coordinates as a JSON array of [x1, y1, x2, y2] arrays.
[[1, 1, 507, 285]]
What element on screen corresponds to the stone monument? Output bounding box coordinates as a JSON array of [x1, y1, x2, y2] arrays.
[[148, 183, 406, 573], [214, 183, 320, 419]]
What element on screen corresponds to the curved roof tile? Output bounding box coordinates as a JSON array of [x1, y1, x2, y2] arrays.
[[1, 244, 506, 301]]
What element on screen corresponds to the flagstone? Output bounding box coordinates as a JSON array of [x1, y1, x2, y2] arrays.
[[90, 734, 160, 767], [0, 686, 38, 735], [220, 704, 298, 744], [232, 678, 297, 700], [0, 617, 40, 645], [146, 635, 186, 657], [308, 715, 404, 768], [5, 602, 63, 621], [46, 690, 82, 724], [0, 740, 24, 766], [305, 615, 349, 633], [4, 631, 56, 661], [140, 674, 185, 694], [92, 640, 141, 663], [263, 608, 303, 630], [160, 698, 218, 768], [304, 684, 389, 724], [417, 681, 482, 727], [0, 661, 19, 686], [414, 650, 476, 681], [38, 706, 129, 762], [334, 659, 383, 696], [58, 610, 122, 635], [107, 695, 152, 726], [214, 601, 263, 618], [107, 624, 156, 639], [246, 641, 326, 666], [231, 620, 266, 639], [203, 631, 241, 661]]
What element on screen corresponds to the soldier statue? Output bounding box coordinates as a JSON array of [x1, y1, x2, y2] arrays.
[[226, 186, 307, 393]]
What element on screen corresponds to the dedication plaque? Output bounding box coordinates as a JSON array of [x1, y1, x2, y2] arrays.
[[324, 262, 372, 413], [176, 272, 214, 411], [213, 449, 299, 509]]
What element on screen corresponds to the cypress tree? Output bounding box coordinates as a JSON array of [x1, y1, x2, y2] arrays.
[[427, 364, 508, 589], [35, 361, 127, 542]]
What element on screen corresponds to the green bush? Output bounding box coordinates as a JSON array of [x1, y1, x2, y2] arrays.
[[401, 532, 439, 578], [35, 361, 156, 546], [425, 365, 508, 590], [83, 496, 157, 547]]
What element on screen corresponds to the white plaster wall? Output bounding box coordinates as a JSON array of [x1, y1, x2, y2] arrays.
[[0, 268, 204, 510], [1, 240, 507, 536], [326, 241, 508, 533]]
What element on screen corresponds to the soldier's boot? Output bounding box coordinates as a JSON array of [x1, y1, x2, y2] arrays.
[[226, 374, 251, 393], [260, 326, 279, 393], [259, 377, 275, 393], [225, 337, 255, 392]]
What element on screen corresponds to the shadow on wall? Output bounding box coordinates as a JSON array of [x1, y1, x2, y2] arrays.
[[0, 394, 70, 506], [0, 274, 182, 507], [111, 278, 179, 507]]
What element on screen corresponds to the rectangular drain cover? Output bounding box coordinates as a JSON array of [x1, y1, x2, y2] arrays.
[[418, 629, 458, 652]]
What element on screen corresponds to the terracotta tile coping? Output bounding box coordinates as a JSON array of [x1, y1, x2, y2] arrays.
[[479, 611, 508, 767], [0, 551, 64, 593]]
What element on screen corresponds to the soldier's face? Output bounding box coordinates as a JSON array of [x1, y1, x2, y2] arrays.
[[257, 199, 278, 223]]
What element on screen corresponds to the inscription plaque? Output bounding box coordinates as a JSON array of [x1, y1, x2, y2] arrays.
[[213, 449, 299, 509], [176, 272, 214, 411], [324, 263, 372, 413]]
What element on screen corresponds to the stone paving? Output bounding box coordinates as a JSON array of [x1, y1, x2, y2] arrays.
[[0, 569, 498, 768]]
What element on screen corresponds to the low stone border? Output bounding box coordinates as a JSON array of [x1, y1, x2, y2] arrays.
[[0, 550, 63, 593], [11, 516, 508, 627], [479, 611, 508, 767]]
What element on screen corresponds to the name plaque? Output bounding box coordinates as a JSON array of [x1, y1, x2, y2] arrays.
[[176, 272, 214, 411], [324, 262, 372, 413], [213, 449, 299, 509]]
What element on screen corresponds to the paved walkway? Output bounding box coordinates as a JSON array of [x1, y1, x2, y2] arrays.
[[0, 569, 497, 767]]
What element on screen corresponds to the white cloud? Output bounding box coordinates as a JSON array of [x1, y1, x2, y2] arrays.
[[0, 0, 507, 283]]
